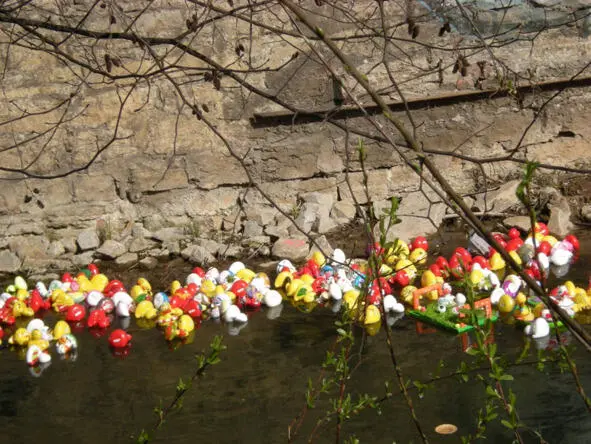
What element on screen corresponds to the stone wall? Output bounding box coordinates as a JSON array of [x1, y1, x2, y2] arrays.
[[0, 1, 590, 277]]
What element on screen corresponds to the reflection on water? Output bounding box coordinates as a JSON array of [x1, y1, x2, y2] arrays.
[[0, 231, 590, 443]]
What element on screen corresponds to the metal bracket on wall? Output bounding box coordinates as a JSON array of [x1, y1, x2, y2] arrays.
[[250, 75, 591, 128]]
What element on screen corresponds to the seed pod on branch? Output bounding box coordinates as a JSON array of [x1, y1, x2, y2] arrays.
[[104, 54, 112, 73], [407, 18, 415, 35], [439, 22, 451, 37], [212, 71, 221, 90]]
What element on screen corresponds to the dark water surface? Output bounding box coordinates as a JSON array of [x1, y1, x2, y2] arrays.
[[1, 230, 591, 443]]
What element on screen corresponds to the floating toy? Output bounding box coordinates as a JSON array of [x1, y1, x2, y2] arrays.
[[108, 329, 132, 348], [87, 309, 112, 328]]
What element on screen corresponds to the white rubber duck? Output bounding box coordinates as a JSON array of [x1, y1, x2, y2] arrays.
[[524, 317, 550, 339], [185, 273, 203, 287], [383, 295, 404, 313], [331, 248, 347, 265], [228, 261, 246, 275], [224, 304, 248, 323], [550, 241, 574, 267], [263, 290, 283, 308]]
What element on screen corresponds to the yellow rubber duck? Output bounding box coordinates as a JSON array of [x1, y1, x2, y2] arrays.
[[469, 269, 485, 287], [157, 303, 183, 327], [76, 275, 93, 293], [27, 330, 50, 351], [400, 285, 418, 305], [200, 279, 217, 297], [285, 278, 304, 298], [274, 271, 293, 291], [15, 288, 29, 302], [236, 268, 255, 282], [364, 304, 381, 325], [343, 289, 361, 310], [52, 320, 71, 340], [384, 239, 410, 265], [513, 292, 534, 322], [135, 300, 158, 319], [8, 328, 31, 346], [310, 251, 326, 267], [489, 252, 506, 271], [51, 290, 74, 312], [293, 283, 315, 303], [395, 258, 417, 280], [164, 314, 195, 341], [420, 271, 442, 300], [177, 314, 195, 335], [137, 277, 152, 295], [12, 300, 34, 318], [508, 250, 522, 266], [90, 273, 109, 292], [498, 294, 515, 314], [299, 274, 315, 285], [170, 280, 182, 295], [573, 286, 591, 312], [541, 235, 558, 246], [409, 248, 428, 266]]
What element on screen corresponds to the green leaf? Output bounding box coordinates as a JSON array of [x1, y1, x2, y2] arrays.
[[498, 374, 514, 381], [136, 430, 150, 444], [465, 346, 479, 357], [501, 419, 514, 430], [486, 385, 500, 398], [207, 356, 221, 365], [487, 412, 499, 422], [488, 343, 497, 358]]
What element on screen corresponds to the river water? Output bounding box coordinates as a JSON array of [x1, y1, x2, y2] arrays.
[[1, 229, 591, 443]]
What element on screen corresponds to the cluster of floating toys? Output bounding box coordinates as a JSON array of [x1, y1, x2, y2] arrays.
[[0, 261, 285, 375], [0, 221, 588, 376], [272, 222, 588, 340]]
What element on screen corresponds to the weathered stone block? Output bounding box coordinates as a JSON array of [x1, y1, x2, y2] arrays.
[[181, 245, 216, 266], [115, 252, 139, 266], [47, 241, 66, 258], [139, 256, 159, 270], [96, 240, 127, 259], [308, 235, 334, 259], [72, 252, 94, 268], [152, 227, 186, 243], [77, 229, 100, 251], [331, 201, 357, 223], [547, 195, 574, 237], [242, 220, 263, 238], [9, 236, 49, 260], [0, 250, 21, 273], [271, 238, 310, 261], [129, 238, 158, 253]]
